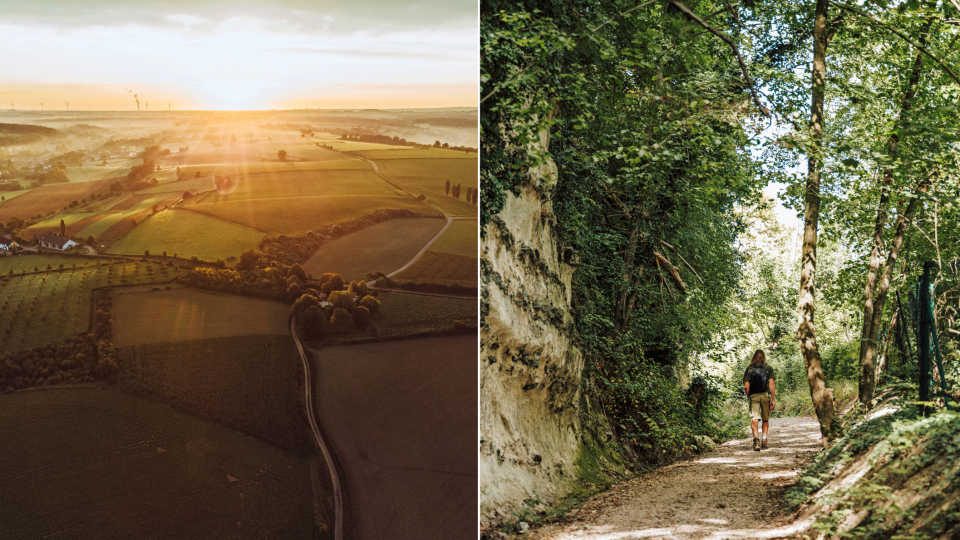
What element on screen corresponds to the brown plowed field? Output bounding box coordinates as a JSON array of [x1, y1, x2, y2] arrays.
[[312, 334, 477, 540], [302, 217, 446, 280], [0, 179, 113, 222], [0, 387, 316, 539]]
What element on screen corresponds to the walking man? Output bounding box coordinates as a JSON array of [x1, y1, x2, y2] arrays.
[[743, 349, 776, 451]]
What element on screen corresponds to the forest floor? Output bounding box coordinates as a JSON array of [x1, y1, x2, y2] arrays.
[[524, 417, 823, 540]]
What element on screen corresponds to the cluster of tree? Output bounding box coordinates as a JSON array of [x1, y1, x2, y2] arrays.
[[293, 281, 382, 339], [339, 132, 477, 152], [23, 167, 69, 186], [0, 181, 22, 192], [178, 265, 293, 301], [444, 180, 478, 204]]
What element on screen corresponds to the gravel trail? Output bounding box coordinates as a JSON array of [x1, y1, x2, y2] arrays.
[[525, 417, 822, 540]]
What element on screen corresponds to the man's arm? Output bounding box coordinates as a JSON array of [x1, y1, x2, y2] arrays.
[[744, 381, 750, 396], [769, 379, 776, 409]]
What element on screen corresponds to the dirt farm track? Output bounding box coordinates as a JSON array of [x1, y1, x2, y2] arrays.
[[311, 334, 478, 540]]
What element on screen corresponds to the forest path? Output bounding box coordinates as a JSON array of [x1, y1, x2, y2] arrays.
[[526, 417, 822, 540]]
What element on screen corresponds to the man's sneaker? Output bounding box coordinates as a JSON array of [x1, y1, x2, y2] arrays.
[[762, 439, 768, 449], [753, 438, 760, 451]]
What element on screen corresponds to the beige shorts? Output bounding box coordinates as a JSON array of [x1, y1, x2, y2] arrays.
[[749, 392, 770, 422]]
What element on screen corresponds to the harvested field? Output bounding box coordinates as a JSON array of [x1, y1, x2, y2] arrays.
[[118, 334, 312, 452], [352, 149, 477, 160], [374, 291, 476, 339], [169, 144, 268, 164], [113, 288, 288, 347], [375, 158, 477, 217], [189, 169, 397, 202], [107, 209, 265, 262], [0, 387, 316, 539], [30, 212, 99, 229], [185, 195, 441, 236], [135, 175, 215, 194], [428, 219, 477, 257], [0, 259, 179, 352], [311, 335, 477, 540], [169, 158, 368, 180], [392, 251, 477, 288], [302, 217, 446, 281], [0, 179, 113, 222]]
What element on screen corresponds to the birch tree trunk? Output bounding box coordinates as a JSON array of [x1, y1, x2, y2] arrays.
[[798, 0, 835, 447]]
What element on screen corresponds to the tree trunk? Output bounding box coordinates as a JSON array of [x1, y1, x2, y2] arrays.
[[858, 37, 928, 407], [798, 0, 835, 447], [860, 178, 931, 400]]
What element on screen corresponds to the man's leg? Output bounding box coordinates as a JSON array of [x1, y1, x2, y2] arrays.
[[751, 419, 759, 439]]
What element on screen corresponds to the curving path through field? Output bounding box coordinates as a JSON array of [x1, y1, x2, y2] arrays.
[[290, 320, 344, 540]]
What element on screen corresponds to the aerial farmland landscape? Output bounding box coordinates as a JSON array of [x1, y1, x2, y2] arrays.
[[0, 107, 478, 539]]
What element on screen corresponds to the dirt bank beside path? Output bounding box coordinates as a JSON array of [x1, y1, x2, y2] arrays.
[[525, 417, 822, 540]]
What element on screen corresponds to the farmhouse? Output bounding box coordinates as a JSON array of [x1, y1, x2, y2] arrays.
[[39, 234, 78, 251], [0, 234, 17, 251]]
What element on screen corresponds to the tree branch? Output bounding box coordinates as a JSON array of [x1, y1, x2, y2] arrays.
[[664, 0, 771, 117], [831, 2, 960, 86], [660, 241, 705, 284]]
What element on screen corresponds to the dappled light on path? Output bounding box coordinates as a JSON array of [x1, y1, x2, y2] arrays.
[[528, 417, 823, 540]]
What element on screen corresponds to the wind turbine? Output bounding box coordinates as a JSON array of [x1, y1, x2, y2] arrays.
[[9, 101, 12, 110], [65, 102, 69, 111], [40, 102, 43, 112]]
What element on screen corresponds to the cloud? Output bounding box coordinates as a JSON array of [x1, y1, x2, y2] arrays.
[[279, 44, 474, 62], [0, 0, 477, 33]]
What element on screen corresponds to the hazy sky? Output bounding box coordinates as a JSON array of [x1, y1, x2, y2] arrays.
[[0, 0, 477, 110]]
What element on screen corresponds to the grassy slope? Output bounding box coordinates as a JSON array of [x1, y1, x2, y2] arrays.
[[0, 387, 315, 539], [302, 217, 446, 281], [112, 288, 288, 347], [787, 397, 960, 539], [107, 209, 265, 262], [0, 180, 113, 223]]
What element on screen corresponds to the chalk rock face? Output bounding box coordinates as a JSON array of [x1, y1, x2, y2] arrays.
[[479, 135, 584, 525]]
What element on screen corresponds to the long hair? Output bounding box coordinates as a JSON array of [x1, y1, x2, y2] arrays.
[[750, 349, 766, 365]]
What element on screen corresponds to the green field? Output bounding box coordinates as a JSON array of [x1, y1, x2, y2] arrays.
[[392, 251, 477, 288], [64, 158, 140, 183], [373, 291, 476, 339], [76, 192, 181, 240], [189, 169, 397, 202], [107, 209, 265, 262], [352, 149, 477, 160], [0, 259, 179, 352], [113, 288, 289, 347], [0, 254, 96, 274], [428, 219, 477, 257], [0, 189, 30, 201], [134, 175, 215, 194], [0, 387, 316, 539], [186, 194, 441, 236], [375, 159, 477, 217], [302, 217, 446, 281]]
